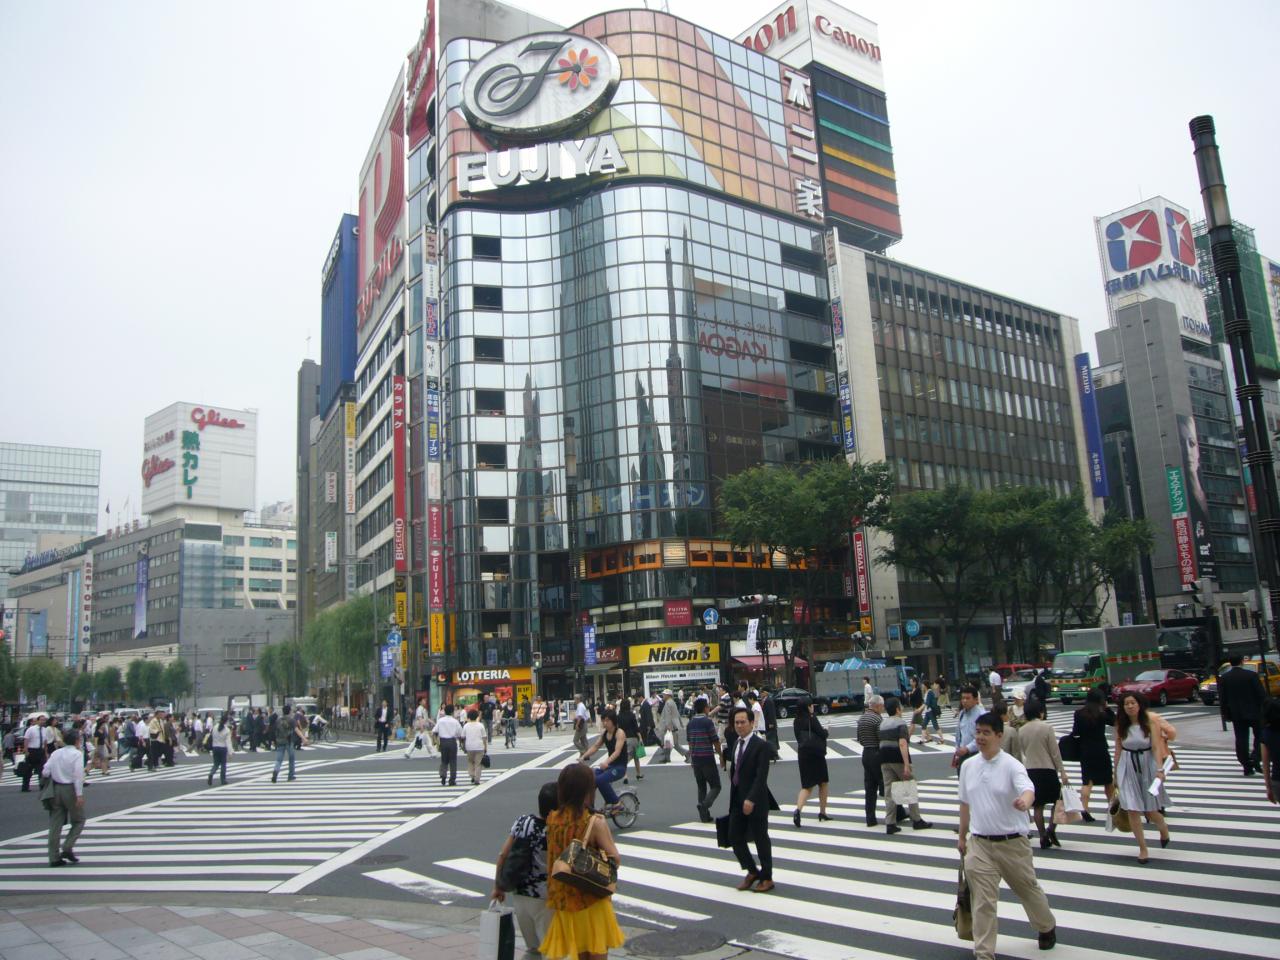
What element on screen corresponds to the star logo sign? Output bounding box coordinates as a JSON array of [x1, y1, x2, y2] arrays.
[[1105, 209, 1163, 272], [1165, 208, 1196, 266]]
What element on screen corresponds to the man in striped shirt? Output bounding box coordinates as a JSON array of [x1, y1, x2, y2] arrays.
[[856, 695, 886, 826]]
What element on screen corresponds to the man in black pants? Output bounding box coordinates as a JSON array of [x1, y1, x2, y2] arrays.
[[374, 700, 391, 752], [856, 694, 885, 825], [20, 717, 51, 792], [1220, 654, 1267, 775], [434, 704, 462, 786], [686, 698, 722, 822], [727, 706, 777, 893]]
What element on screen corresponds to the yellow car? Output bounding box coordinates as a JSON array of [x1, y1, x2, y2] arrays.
[[1198, 658, 1280, 706]]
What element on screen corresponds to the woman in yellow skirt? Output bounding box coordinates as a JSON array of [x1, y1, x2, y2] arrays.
[[540, 763, 625, 960]]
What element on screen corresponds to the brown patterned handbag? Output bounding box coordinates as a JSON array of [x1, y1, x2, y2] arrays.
[[550, 814, 617, 898]]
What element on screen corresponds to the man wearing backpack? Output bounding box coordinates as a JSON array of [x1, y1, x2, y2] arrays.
[[272, 708, 299, 783]]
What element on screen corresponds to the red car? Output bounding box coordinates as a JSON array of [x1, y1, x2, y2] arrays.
[[1110, 669, 1199, 707]]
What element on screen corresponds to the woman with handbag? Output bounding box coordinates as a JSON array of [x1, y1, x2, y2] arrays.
[[792, 700, 831, 827], [1113, 692, 1171, 863], [1070, 688, 1116, 822], [463, 710, 489, 785], [1018, 698, 1069, 848], [540, 763, 625, 960]]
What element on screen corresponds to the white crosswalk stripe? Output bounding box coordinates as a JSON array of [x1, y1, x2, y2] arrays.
[[0, 763, 491, 891], [428, 744, 1280, 960]]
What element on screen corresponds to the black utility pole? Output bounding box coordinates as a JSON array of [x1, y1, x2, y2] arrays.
[[1190, 116, 1280, 653]]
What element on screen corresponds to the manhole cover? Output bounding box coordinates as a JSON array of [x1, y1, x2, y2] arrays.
[[357, 853, 408, 865], [627, 930, 725, 958]]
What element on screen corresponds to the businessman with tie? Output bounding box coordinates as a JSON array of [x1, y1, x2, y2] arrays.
[[727, 706, 778, 893]]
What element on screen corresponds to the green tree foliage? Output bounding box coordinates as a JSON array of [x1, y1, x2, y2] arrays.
[[95, 666, 124, 702], [257, 639, 309, 701], [19, 657, 66, 701], [719, 459, 895, 684], [0, 639, 16, 700], [124, 658, 165, 703], [162, 658, 193, 703], [301, 595, 379, 704], [71, 670, 95, 704], [880, 484, 1155, 664]]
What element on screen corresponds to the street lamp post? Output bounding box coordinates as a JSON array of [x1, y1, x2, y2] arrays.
[[565, 417, 582, 698], [1191, 116, 1280, 653]]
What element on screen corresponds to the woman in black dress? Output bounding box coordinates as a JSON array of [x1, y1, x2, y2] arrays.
[[792, 700, 831, 827], [1070, 687, 1116, 822]]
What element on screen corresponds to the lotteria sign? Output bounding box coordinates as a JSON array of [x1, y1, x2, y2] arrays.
[[452, 666, 533, 684]]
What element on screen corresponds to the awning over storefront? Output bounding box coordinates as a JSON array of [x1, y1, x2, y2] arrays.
[[732, 656, 807, 670]]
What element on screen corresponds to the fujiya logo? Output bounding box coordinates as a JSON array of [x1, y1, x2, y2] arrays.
[[1165, 207, 1196, 266], [462, 33, 620, 140], [1106, 209, 1163, 272]]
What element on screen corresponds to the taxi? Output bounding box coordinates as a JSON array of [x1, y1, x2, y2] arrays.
[[1198, 658, 1280, 706]]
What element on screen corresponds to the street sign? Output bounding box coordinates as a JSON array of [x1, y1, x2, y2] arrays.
[[379, 643, 396, 679], [702, 607, 720, 631], [387, 628, 403, 646], [888, 624, 901, 641], [905, 619, 920, 638], [746, 618, 760, 646], [860, 616, 873, 633], [583, 623, 597, 666]]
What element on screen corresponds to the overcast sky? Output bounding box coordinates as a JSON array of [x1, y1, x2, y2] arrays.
[[3, 0, 1276, 531]]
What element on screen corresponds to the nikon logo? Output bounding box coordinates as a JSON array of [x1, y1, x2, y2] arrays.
[[646, 646, 713, 664]]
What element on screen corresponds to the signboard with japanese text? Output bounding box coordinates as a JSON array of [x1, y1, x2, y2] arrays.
[[141, 402, 257, 514]]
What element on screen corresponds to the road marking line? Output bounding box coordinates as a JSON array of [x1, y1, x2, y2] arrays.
[[270, 812, 441, 894]]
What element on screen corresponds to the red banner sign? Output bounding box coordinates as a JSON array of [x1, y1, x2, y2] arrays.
[[428, 546, 444, 607], [1173, 515, 1197, 586], [392, 377, 409, 572], [854, 531, 871, 614], [428, 503, 443, 543], [664, 599, 693, 627]]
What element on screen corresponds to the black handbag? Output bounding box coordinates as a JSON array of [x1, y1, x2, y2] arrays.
[[481, 751, 492, 768], [497, 834, 534, 892], [1058, 733, 1081, 763], [550, 815, 617, 898], [954, 863, 973, 941], [715, 815, 732, 848]]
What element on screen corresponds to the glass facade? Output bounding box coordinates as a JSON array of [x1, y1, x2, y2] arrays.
[[0, 442, 100, 600], [442, 182, 839, 668]]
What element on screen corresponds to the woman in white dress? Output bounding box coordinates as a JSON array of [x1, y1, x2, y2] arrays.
[[1113, 692, 1171, 863]]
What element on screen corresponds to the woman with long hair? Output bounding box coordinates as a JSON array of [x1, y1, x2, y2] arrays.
[[1070, 687, 1116, 821], [1114, 692, 1170, 863], [616, 698, 642, 784], [792, 699, 831, 826], [208, 712, 233, 786], [1019, 697, 1069, 848], [579, 709, 629, 811], [539, 763, 624, 960]]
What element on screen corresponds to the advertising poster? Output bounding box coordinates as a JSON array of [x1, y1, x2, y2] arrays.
[[27, 610, 48, 656], [324, 531, 338, 572], [583, 623, 597, 667], [1074, 352, 1109, 497], [133, 552, 150, 640], [344, 402, 357, 514], [392, 376, 409, 572], [1165, 466, 1197, 588], [1176, 414, 1215, 579], [853, 531, 871, 614]]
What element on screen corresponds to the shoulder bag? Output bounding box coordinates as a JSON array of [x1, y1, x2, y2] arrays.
[[550, 814, 617, 898], [1057, 733, 1081, 763], [953, 862, 973, 941], [497, 833, 535, 893]]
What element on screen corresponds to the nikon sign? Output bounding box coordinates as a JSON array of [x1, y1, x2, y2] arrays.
[[462, 34, 621, 141], [628, 642, 721, 667]]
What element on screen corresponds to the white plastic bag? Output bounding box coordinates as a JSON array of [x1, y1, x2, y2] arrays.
[[889, 779, 919, 806], [480, 900, 515, 960], [1061, 786, 1084, 813], [663, 730, 674, 750]]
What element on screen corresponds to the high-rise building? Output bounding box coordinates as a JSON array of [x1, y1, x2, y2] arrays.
[[0, 442, 100, 602], [327, 1, 1096, 705]]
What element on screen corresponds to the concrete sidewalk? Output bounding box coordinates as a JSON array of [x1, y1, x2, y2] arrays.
[[0, 895, 768, 960]]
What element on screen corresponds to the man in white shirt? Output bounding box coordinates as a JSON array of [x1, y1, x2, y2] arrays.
[[957, 711, 1056, 960], [132, 717, 149, 770], [21, 717, 51, 791], [434, 703, 464, 787], [988, 668, 1003, 697], [42, 728, 87, 867], [404, 697, 436, 759], [862, 677, 874, 704], [573, 695, 590, 753]]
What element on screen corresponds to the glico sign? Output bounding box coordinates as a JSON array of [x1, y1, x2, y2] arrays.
[[462, 34, 621, 141]]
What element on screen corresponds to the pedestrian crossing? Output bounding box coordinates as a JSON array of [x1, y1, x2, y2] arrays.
[[420, 744, 1280, 960], [0, 761, 494, 892]]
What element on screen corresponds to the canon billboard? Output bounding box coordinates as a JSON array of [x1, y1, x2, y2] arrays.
[[736, 0, 885, 92]]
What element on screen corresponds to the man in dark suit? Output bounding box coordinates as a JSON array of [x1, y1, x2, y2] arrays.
[[375, 700, 392, 752], [1219, 654, 1267, 775], [727, 706, 778, 893], [760, 689, 779, 757]]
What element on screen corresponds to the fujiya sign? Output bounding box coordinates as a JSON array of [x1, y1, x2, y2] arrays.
[[456, 135, 627, 194], [462, 33, 621, 140]]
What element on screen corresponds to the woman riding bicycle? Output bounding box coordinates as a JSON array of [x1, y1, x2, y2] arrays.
[[579, 708, 629, 812]]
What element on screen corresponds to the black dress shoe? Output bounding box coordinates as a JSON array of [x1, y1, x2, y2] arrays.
[[886, 824, 901, 835], [1038, 927, 1056, 950], [49, 858, 66, 867], [818, 813, 833, 822], [62, 852, 79, 863], [793, 810, 802, 828], [1080, 811, 1096, 823]]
